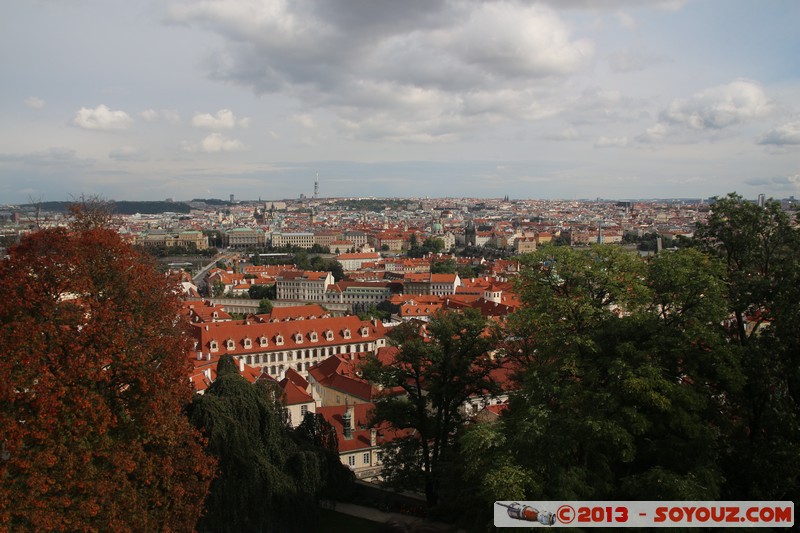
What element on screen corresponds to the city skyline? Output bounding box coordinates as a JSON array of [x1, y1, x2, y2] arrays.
[[1, 0, 799, 203]]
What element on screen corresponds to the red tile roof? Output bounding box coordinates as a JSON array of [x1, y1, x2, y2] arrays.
[[316, 403, 411, 453], [192, 315, 387, 357], [306, 355, 376, 401]]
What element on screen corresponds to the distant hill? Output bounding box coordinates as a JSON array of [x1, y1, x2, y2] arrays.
[[28, 201, 192, 215]]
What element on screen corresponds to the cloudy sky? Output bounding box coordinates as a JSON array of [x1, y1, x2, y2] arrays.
[[2, 0, 799, 203]]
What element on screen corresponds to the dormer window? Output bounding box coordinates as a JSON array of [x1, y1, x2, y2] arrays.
[[210, 341, 219, 352], [226, 339, 235, 351], [244, 338, 252, 349], [275, 335, 284, 346], [310, 331, 318, 342], [295, 333, 303, 344], [259, 336, 268, 347], [325, 330, 334, 341], [343, 328, 351, 339], [360, 327, 369, 337]]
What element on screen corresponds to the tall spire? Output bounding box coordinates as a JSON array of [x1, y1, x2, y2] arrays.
[[314, 172, 319, 200]]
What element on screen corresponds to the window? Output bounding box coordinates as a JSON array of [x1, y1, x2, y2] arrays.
[[343, 328, 351, 339], [210, 341, 218, 352], [259, 336, 268, 347], [310, 331, 318, 342], [244, 338, 252, 348], [348, 456, 356, 467], [300, 405, 308, 416], [275, 335, 284, 346], [360, 327, 369, 337], [295, 333, 303, 343], [226, 339, 235, 350], [325, 330, 334, 341], [363, 453, 370, 465]]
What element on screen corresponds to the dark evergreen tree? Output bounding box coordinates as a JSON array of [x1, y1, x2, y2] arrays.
[[695, 193, 800, 500], [188, 356, 323, 532]]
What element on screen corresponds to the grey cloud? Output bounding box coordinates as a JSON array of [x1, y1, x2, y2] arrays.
[[109, 146, 147, 161], [530, 0, 687, 10], [24, 96, 46, 109], [0, 147, 94, 168], [167, 0, 594, 142], [744, 175, 800, 191], [758, 121, 800, 146], [662, 79, 772, 130], [607, 49, 670, 73]]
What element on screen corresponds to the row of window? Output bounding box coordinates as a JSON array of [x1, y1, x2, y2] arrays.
[[209, 328, 372, 351], [242, 343, 375, 367], [347, 453, 372, 467]]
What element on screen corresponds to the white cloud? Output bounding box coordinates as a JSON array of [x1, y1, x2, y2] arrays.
[[162, 109, 181, 125], [24, 96, 46, 109], [663, 79, 773, 130], [594, 136, 629, 148], [191, 109, 249, 130], [615, 11, 636, 29], [73, 104, 133, 131], [444, 3, 594, 79], [109, 146, 146, 161], [140, 108, 182, 124], [200, 133, 247, 152], [293, 114, 316, 129], [140, 109, 159, 122], [759, 121, 800, 146]]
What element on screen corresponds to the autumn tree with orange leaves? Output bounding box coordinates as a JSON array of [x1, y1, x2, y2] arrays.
[[0, 214, 215, 531]]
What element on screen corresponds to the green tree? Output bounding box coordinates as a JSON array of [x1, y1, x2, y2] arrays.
[[430, 258, 457, 274], [423, 237, 445, 254], [293, 412, 355, 500], [258, 298, 274, 314], [249, 283, 276, 300], [212, 280, 226, 298], [695, 193, 800, 500], [362, 309, 498, 506], [187, 356, 323, 532], [458, 247, 741, 514]]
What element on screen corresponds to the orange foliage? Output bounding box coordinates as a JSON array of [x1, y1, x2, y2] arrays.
[[0, 227, 215, 532]]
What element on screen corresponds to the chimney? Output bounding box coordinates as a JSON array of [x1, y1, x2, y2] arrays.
[[239, 357, 244, 373], [370, 428, 377, 447], [205, 352, 211, 361], [196, 351, 203, 360]]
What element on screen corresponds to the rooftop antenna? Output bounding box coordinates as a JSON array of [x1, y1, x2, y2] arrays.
[[314, 172, 319, 200]]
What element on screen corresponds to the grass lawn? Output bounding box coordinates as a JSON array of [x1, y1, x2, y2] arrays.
[[318, 508, 381, 533]]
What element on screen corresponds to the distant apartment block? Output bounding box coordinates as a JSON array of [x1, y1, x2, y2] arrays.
[[325, 281, 394, 311], [276, 270, 335, 302], [342, 230, 368, 248], [271, 232, 314, 249], [223, 227, 266, 248], [135, 230, 209, 250], [313, 231, 340, 248], [336, 252, 382, 271], [368, 232, 404, 252]]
